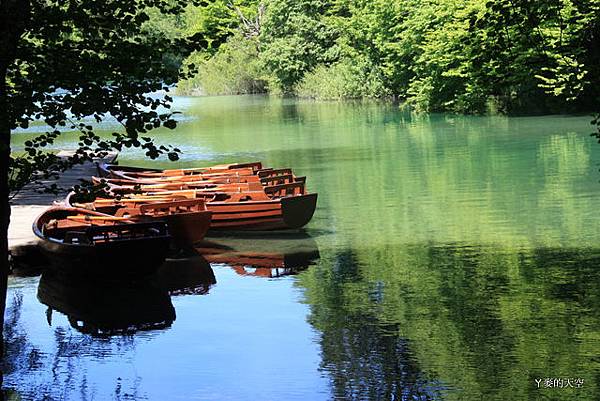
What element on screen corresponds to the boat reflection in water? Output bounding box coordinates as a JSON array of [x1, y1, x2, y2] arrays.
[[37, 273, 176, 336], [197, 233, 320, 278], [154, 251, 216, 295], [36, 254, 215, 336]]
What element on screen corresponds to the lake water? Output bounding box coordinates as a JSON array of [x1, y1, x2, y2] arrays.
[[5, 95, 600, 400]]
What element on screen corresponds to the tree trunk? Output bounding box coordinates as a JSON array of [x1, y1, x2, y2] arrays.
[[0, 0, 31, 363], [0, 64, 8, 362]]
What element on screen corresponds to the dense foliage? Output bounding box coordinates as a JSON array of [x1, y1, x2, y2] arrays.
[[178, 0, 600, 115], [4, 1, 217, 196]]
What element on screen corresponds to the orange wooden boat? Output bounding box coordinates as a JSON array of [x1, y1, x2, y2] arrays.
[[33, 207, 171, 278], [142, 189, 314, 231], [97, 161, 264, 178], [98, 161, 305, 187], [93, 161, 316, 231], [67, 194, 213, 247], [92, 176, 268, 193], [69, 189, 316, 231], [205, 193, 317, 231], [93, 174, 307, 200], [93, 169, 303, 191]]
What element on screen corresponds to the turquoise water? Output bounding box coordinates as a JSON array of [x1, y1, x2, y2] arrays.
[[5, 95, 600, 400]]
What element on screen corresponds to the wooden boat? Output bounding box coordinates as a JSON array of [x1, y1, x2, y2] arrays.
[[97, 161, 264, 178], [100, 191, 317, 231], [205, 192, 318, 231], [69, 189, 316, 231], [98, 161, 306, 187], [98, 180, 307, 200], [93, 161, 317, 231], [67, 193, 213, 247], [33, 207, 171, 278], [38, 272, 175, 336], [92, 176, 268, 193], [93, 169, 303, 191], [96, 172, 261, 184]]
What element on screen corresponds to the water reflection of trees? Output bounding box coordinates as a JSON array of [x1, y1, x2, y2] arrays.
[[3, 293, 43, 377], [2, 287, 149, 400], [3, 254, 216, 400], [299, 244, 600, 401], [302, 249, 446, 400]]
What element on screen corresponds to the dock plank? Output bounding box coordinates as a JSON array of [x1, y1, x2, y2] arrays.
[[8, 151, 117, 251]]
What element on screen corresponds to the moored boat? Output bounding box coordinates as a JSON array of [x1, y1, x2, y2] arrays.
[[92, 160, 317, 231], [97, 161, 305, 189], [33, 207, 171, 279], [206, 192, 318, 231], [97, 161, 264, 178], [74, 191, 318, 231], [67, 193, 213, 247]]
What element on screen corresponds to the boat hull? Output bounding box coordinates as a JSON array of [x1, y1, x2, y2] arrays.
[[207, 193, 318, 231], [162, 211, 212, 248], [38, 235, 170, 279]]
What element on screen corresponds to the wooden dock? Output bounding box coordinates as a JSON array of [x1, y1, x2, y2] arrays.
[[8, 151, 117, 270]]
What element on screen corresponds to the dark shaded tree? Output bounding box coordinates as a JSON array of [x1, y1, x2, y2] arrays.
[[0, 0, 221, 358]]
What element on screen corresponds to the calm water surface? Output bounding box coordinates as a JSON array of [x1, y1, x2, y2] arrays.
[[6, 95, 600, 400]]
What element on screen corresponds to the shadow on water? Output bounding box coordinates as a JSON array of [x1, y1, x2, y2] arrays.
[[197, 232, 320, 278], [298, 243, 600, 401], [154, 251, 216, 295], [37, 273, 176, 336], [36, 252, 216, 336]]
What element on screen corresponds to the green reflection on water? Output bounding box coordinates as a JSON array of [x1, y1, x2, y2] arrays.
[[298, 244, 600, 400], [127, 96, 600, 400], [111, 95, 598, 248], [10, 95, 600, 400]]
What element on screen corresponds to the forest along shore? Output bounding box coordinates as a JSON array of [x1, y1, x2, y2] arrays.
[[8, 151, 117, 271]]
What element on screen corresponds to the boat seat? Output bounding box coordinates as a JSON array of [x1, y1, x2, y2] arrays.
[[260, 174, 295, 186], [138, 199, 207, 215], [114, 207, 143, 217], [84, 221, 168, 241], [258, 168, 293, 178], [43, 219, 91, 234], [225, 192, 270, 202], [264, 182, 306, 197]]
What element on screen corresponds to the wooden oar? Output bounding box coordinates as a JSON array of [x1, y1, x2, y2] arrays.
[[92, 197, 175, 204], [66, 215, 130, 221], [142, 190, 199, 199], [108, 181, 262, 192]]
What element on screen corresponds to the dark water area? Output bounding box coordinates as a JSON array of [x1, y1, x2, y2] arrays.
[[6, 96, 600, 400]]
